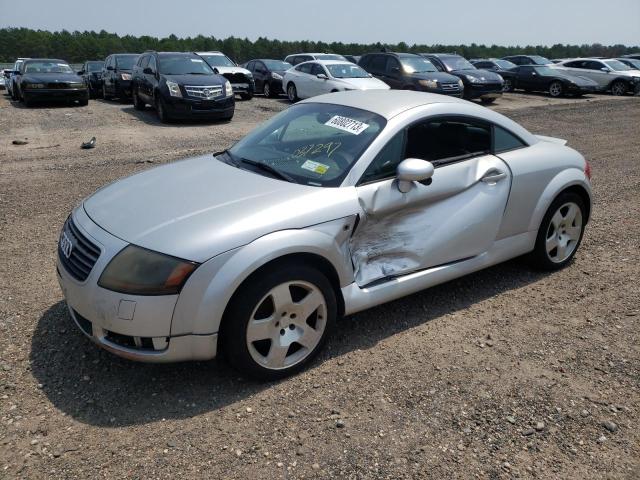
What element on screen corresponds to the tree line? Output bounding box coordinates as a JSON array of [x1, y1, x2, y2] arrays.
[[0, 27, 637, 64]]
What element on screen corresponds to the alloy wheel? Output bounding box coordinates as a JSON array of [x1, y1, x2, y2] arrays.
[[611, 81, 626, 96], [545, 202, 582, 263], [245, 280, 327, 370], [549, 81, 562, 97], [503, 79, 513, 92], [263, 82, 271, 97]]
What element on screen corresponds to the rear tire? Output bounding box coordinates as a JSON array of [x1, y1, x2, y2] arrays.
[[79, 97, 89, 106], [287, 83, 298, 102], [502, 78, 514, 92], [527, 191, 586, 271], [221, 263, 337, 380]]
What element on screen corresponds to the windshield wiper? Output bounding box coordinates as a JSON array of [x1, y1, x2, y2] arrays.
[[239, 158, 295, 182]]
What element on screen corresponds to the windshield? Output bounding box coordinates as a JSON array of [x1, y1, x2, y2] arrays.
[[24, 61, 73, 74], [158, 56, 214, 75], [604, 60, 631, 71], [87, 62, 103, 72], [621, 58, 640, 69], [401, 57, 437, 73], [315, 54, 347, 61], [225, 103, 386, 187], [115, 55, 138, 70], [264, 60, 292, 70], [200, 54, 235, 67], [529, 55, 552, 65], [326, 64, 369, 78], [440, 56, 476, 71], [495, 59, 517, 69]]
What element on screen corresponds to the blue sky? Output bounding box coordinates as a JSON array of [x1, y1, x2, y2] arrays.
[[0, 0, 638, 46]]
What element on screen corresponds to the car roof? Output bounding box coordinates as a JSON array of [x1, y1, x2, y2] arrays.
[[305, 60, 359, 66], [196, 51, 224, 55], [286, 53, 342, 57], [299, 90, 467, 120], [24, 58, 68, 63], [112, 53, 138, 57]]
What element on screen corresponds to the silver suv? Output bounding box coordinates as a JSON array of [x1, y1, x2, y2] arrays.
[[554, 58, 640, 95]]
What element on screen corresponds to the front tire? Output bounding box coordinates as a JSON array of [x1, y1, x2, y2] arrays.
[[502, 78, 514, 92], [102, 84, 112, 100], [287, 83, 298, 102], [528, 192, 586, 271], [481, 97, 496, 104], [222, 263, 337, 380], [132, 88, 145, 110], [240, 92, 253, 100], [610, 80, 627, 96], [263, 82, 272, 98], [155, 97, 171, 123], [549, 81, 563, 97]]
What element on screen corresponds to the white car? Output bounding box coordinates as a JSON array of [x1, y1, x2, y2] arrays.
[[196, 51, 255, 99], [284, 53, 348, 66], [554, 58, 640, 95], [284, 60, 389, 102]]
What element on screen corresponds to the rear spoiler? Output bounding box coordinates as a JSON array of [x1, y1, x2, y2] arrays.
[[535, 134, 567, 146]]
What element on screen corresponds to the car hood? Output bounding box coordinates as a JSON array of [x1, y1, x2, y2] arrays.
[[22, 73, 83, 83], [334, 77, 390, 90], [452, 69, 503, 82], [83, 155, 359, 262], [211, 66, 251, 76], [160, 73, 226, 85], [407, 71, 461, 83]]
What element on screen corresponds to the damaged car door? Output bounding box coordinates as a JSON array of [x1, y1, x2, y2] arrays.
[[351, 116, 512, 286]]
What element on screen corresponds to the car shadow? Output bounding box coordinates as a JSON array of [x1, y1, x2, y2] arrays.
[[120, 105, 233, 127], [30, 257, 545, 427], [7, 98, 88, 109]]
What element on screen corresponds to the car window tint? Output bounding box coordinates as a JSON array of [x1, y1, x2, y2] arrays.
[[587, 61, 604, 70], [359, 132, 406, 184], [385, 57, 400, 74], [493, 126, 526, 153], [369, 55, 386, 73], [405, 118, 492, 166], [310, 63, 325, 75], [139, 55, 150, 69], [297, 63, 313, 74]]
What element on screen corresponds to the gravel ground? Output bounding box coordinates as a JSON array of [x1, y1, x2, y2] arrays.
[[0, 91, 638, 479]]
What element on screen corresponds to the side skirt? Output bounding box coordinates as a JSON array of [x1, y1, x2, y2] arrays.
[[341, 231, 537, 316]]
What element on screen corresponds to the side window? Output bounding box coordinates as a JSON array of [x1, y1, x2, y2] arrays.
[[138, 55, 150, 69], [493, 126, 526, 153], [296, 63, 313, 74], [148, 56, 157, 73], [310, 63, 325, 76], [405, 117, 491, 166], [587, 61, 605, 70], [359, 132, 406, 184], [520, 66, 533, 74], [358, 56, 370, 69], [245, 60, 254, 71], [370, 55, 387, 73], [385, 57, 400, 74]]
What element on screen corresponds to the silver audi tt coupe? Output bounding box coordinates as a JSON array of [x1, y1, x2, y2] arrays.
[[57, 90, 592, 379]]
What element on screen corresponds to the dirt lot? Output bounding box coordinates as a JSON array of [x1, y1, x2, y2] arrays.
[[0, 90, 639, 479]]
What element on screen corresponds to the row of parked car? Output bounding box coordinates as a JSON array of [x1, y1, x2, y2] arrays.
[[3, 51, 639, 122]]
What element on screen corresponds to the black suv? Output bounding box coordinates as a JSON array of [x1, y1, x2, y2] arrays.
[[243, 59, 292, 97], [102, 53, 139, 100], [421, 53, 504, 103], [358, 52, 464, 97], [131, 51, 234, 123], [78, 60, 104, 98]]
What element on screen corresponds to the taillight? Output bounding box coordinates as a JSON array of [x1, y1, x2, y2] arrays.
[[584, 160, 592, 180]]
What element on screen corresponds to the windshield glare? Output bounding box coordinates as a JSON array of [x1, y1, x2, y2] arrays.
[[605, 60, 630, 71], [201, 54, 235, 67], [440, 56, 475, 71], [530, 55, 552, 65], [495, 59, 517, 69], [264, 60, 292, 70], [622, 59, 640, 69], [226, 103, 386, 187], [326, 64, 369, 78], [159, 56, 214, 75], [401, 57, 437, 73], [533, 67, 555, 75], [24, 61, 73, 74], [116, 56, 138, 70]]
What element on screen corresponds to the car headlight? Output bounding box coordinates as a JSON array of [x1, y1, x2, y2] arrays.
[[166, 80, 182, 98], [98, 245, 198, 295], [271, 72, 283, 80], [120, 73, 132, 81], [418, 79, 438, 89], [465, 75, 480, 83], [25, 83, 45, 89], [225, 80, 233, 96]]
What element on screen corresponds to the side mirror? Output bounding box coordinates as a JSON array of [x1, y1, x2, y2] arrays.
[[317, 73, 328, 80], [106, 65, 114, 71], [396, 158, 435, 193], [143, 67, 153, 75], [600, 67, 611, 72]]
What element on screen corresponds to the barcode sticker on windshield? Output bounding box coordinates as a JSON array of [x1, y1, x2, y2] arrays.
[[301, 160, 329, 174], [325, 116, 369, 135]]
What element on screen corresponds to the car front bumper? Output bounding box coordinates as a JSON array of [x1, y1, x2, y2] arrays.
[[56, 207, 217, 363], [464, 83, 503, 99], [164, 94, 235, 119], [114, 79, 132, 97], [23, 88, 88, 101]]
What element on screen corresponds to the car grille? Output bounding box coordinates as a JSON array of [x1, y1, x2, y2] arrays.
[[222, 73, 249, 84], [184, 85, 223, 99], [441, 82, 461, 91], [58, 217, 101, 281], [46, 82, 70, 89]]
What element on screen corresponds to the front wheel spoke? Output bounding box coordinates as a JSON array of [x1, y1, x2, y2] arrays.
[[298, 290, 324, 320], [565, 204, 579, 224], [270, 284, 293, 312], [566, 225, 582, 240], [546, 235, 559, 253], [247, 319, 273, 342], [556, 242, 568, 260], [550, 210, 563, 230], [297, 326, 321, 349], [265, 343, 289, 367]]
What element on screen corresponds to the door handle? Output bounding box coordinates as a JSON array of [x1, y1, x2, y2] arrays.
[[481, 170, 507, 183]]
